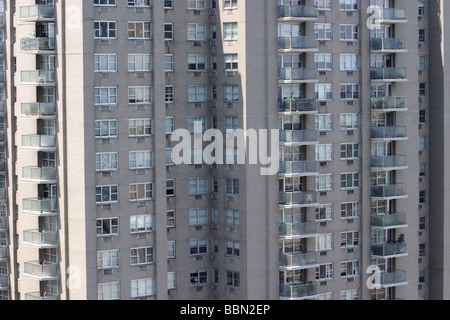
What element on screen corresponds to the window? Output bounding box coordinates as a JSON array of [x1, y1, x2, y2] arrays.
[[418, 56, 427, 71], [167, 210, 176, 228], [316, 204, 333, 221], [188, 116, 207, 133], [131, 279, 154, 298], [95, 87, 117, 105], [97, 250, 119, 269], [130, 215, 153, 233], [339, 24, 359, 41], [315, 114, 333, 131], [226, 209, 240, 227], [164, 54, 174, 72], [190, 239, 208, 255], [128, 22, 152, 39], [224, 85, 239, 102], [340, 260, 360, 278], [315, 174, 333, 191], [226, 271, 240, 288], [226, 179, 239, 195], [418, 28, 426, 43], [419, 216, 426, 231], [340, 0, 358, 10], [128, 0, 151, 6], [94, 0, 116, 5], [419, 82, 427, 97], [165, 117, 174, 134], [168, 272, 176, 290], [340, 84, 359, 100], [188, 85, 207, 102], [96, 218, 119, 237], [340, 231, 359, 248], [189, 178, 208, 195], [223, 22, 238, 40], [340, 143, 359, 160], [316, 264, 333, 280], [94, 21, 117, 39], [94, 54, 117, 72], [418, 2, 426, 16], [224, 0, 237, 9], [419, 163, 426, 178], [96, 152, 118, 171], [98, 282, 120, 300], [165, 85, 175, 103], [419, 109, 426, 124], [226, 240, 240, 257], [129, 151, 153, 169], [341, 202, 360, 219], [340, 289, 359, 300], [316, 144, 333, 161], [315, 0, 332, 10], [314, 23, 332, 40], [189, 208, 208, 226], [316, 234, 333, 251], [419, 243, 426, 258], [188, 54, 207, 71], [129, 183, 153, 201], [128, 86, 152, 104], [340, 54, 359, 71], [166, 180, 175, 197], [96, 185, 118, 204], [129, 119, 152, 137], [188, 0, 206, 10], [166, 149, 174, 166], [130, 247, 154, 266], [164, 0, 173, 9], [224, 54, 238, 70], [314, 53, 332, 70], [315, 84, 333, 100], [419, 270, 426, 284], [164, 23, 173, 40], [187, 24, 206, 40], [340, 113, 360, 130], [190, 269, 208, 286], [419, 136, 427, 151], [167, 241, 176, 258], [128, 54, 152, 72], [225, 117, 239, 131], [419, 190, 426, 205], [340, 172, 360, 189]]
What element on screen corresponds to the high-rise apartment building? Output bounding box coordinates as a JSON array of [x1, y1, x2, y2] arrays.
[[0, 0, 448, 300]]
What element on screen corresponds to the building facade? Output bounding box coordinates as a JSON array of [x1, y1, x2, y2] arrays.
[[0, 0, 447, 300]]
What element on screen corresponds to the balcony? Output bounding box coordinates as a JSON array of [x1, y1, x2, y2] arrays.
[[371, 155, 407, 171], [0, 217, 7, 231], [279, 161, 318, 177], [379, 270, 408, 288], [279, 191, 318, 208], [0, 189, 7, 203], [22, 135, 57, 151], [20, 37, 56, 54], [370, 68, 407, 82], [371, 126, 407, 141], [22, 198, 58, 216], [280, 222, 318, 238], [370, 38, 407, 52], [0, 275, 8, 289], [0, 247, 7, 259], [372, 243, 407, 258], [379, 8, 407, 24], [0, 130, 5, 146], [370, 97, 407, 112], [0, 101, 6, 115], [280, 283, 318, 300], [20, 70, 55, 86], [371, 213, 408, 229], [21, 103, 56, 119], [278, 5, 317, 21], [19, 5, 56, 22], [371, 184, 408, 200], [22, 167, 57, 184], [278, 36, 317, 51], [25, 292, 59, 300], [279, 68, 318, 83], [279, 98, 317, 114], [0, 71, 6, 86], [280, 252, 318, 269], [23, 229, 58, 248], [24, 261, 59, 280], [279, 130, 318, 146]]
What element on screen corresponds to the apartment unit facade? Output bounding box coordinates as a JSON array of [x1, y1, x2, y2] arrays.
[[0, 0, 446, 300]]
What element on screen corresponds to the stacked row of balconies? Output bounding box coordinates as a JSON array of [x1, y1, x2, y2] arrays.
[[17, 2, 59, 300], [277, 1, 320, 300]]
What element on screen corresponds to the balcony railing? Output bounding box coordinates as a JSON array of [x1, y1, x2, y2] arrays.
[[0, 217, 7, 230], [279, 68, 317, 81], [0, 101, 6, 115], [372, 243, 407, 258], [22, 135, 56, 151], [0, 247, 7, 259], [278, 36, 317, 50], [379, 270, 407, 287], [279, 161, 318, 176], [371, 126, 407, 140], [25, 292, 59, 300], [371, 213, 407, 228], [371, 155, 407, 169], [23, 229, 58, 247], [21, 70, 55, 85], [0, 275, 9, 288], [0, 72, 6, 85], [280, 222, 318, 238], [23, 167, 57, 183], [279, 191, 318, 207], [279, 130, 318, 145], [379, 8, 407, 22], [278, 5, 317, 19], [0, 130, 5, 145], [279, 98, 317, 113], [24, 261, 58, 279], [371, 184, 408, 199], [21, 103, 56, 118], [280, 283, 318, 299], [371, 68, 407, 81], [370, 38, 407, 51], [0, 189, 7, 202], [23, 198, 58, 216], [19, 5, 55, 21], [370, 97, 407, 111], [280, 252, 318, 269], [20, 37, 56, 52]]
